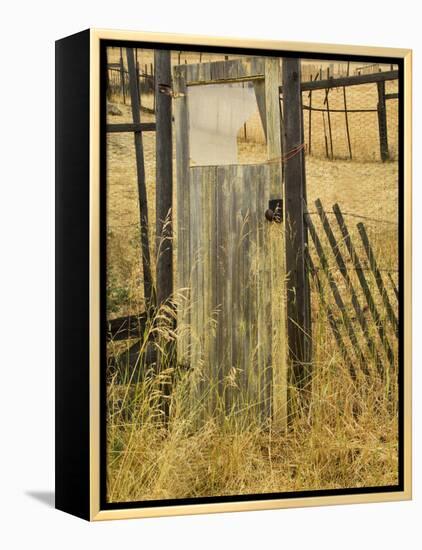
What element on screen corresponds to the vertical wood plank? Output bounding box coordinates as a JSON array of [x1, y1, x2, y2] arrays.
[[264, 60, 287, 425], [230, 166, 241, 414], [257, 166, 273, 420], [189, 167, 201, 410], [304, 211, 361, 380], [204, 167, 218, 415], [357, 222, 398, 335], [265, 58, 282, 176], [377, 80, 389, 161], [306, 251, 355, 373], [155, 50, 173, 310], [253, 79, 267, 140], [154, 50, 173, 418], [256, 167, 265, 419], [237, 59, 251, 79], [173, 65, 191, 363], [333, 203, 395, 373], [269, 164, 288, 430], [233, 165, 247, 414], [315, 199, 380, 375], [282, 57, 311, 391], [186, 63, 199, 83], [244, 166, 259, 416], [241, 167, 253, 414], [250, 57, 265, 77], [216, 166, 231, 414], [225, 59, 239, 80]]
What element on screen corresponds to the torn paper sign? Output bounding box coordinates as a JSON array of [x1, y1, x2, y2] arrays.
[[187, 82, 258, 166]]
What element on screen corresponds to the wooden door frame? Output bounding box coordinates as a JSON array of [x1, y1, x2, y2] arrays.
[[172, 57, 287, 426]]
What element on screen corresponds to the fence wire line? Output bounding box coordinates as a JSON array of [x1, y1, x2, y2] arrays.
[[109, 209, 398, 231], [306, 211, 398, 226]]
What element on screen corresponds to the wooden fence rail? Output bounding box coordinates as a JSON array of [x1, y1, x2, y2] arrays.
[[333, 203, 395, 371], [305, 199, 399, 380], [314, 199, 383, 372]]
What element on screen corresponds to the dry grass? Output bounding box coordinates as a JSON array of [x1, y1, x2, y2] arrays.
[[107, 294, 398, 503], [105, 49, 399, 503]]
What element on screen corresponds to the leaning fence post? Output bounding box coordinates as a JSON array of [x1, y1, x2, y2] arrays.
[[357, 222, 398, 335], [315, 199, 381, 374], [377, 80, 389, 161], [282, 57, 312, 392], [126, 47, 155, 314], [333, 203, 394, 373], [305, 210, 364, 379], [305, 251, 356, 379]]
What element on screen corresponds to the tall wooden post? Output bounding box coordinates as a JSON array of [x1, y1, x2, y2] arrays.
[[377, 80, 389, 161], [119, 47, 126, 104], [135, 50, 142, 108], [282, 58, 312, 393], [155, 50, 174, 420], [126, 48, 155, 314], [155, 50, 174, 311]]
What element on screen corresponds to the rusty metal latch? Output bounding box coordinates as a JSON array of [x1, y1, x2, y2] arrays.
[[265, 199, 283, 223]]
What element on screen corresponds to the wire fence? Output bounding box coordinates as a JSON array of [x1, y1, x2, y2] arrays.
[[106, 49, 399, 164], [302, 78, 399, 162], [306, 199, 398, 382]]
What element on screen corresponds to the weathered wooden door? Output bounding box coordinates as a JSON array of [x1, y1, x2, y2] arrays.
[[173, 58, 287, 427]]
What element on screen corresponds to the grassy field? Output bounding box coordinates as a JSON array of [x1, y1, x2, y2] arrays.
[[105, 50, 399, 503]]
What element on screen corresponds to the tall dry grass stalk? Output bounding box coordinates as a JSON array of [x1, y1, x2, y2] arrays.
[[105, 47, 399, 502], [106, 264, 398, 503]]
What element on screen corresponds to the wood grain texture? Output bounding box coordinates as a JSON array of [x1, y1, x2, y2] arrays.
[[305, 210, 360, 380], [357, 222, 398, 335], [253, 80, 267, 140], [377, 80, 389, 161], [186, 165, 286, 423], [155, 50, 173, 311], [264, 58, 282, 171], [173, 65, 191, 363], [282, 58, 311, 389], [269, 164, 287, 430], [173, 57, 287, 424], [333, 203, 395, 374], [315, 199, 380, 376], [185, 57, 265, 85]]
